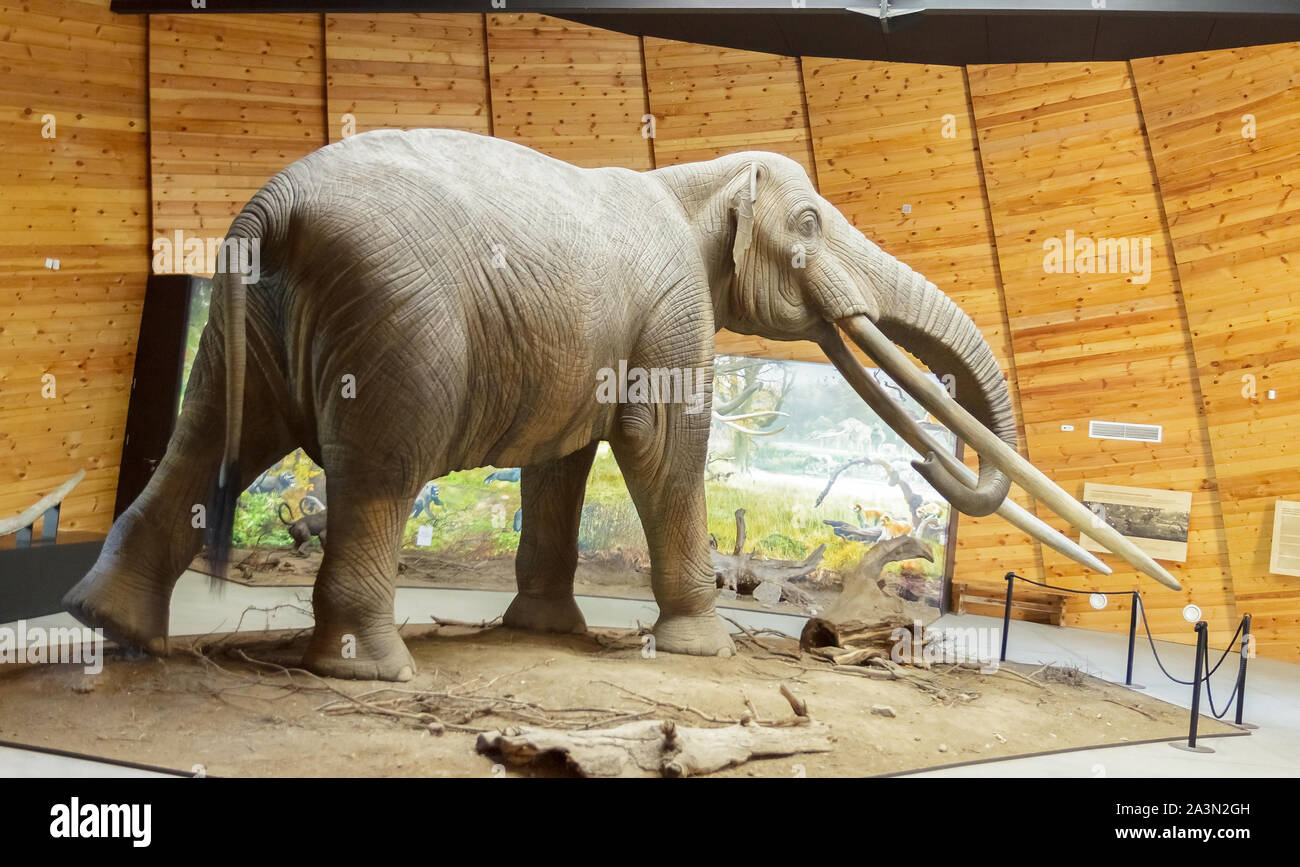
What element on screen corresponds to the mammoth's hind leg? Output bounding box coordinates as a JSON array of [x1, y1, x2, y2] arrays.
[[502, 441, 599, 635], [63, 329, 294, 655], [301, 477, 416, 682], [609, 401, 733, 657]]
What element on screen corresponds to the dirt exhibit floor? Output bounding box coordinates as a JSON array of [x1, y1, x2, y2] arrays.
[[0, 623, 1237, 777]]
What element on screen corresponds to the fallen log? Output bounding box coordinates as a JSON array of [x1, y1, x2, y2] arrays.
[[712, 508, 823, 610], [477, 718, 833, 778]]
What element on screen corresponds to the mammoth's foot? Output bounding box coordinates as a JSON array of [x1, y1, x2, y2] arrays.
[[502, 592, 587, 635], [652, 612, 735, 657], [303, 624, 416, 682], [62, 567, 170, 656]]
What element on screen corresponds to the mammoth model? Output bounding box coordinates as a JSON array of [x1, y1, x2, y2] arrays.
[[63, 129, 1179, 682]]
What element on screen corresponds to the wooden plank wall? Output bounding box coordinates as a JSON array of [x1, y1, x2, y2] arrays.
[[800, 57, 1043, 590], [486, 13, 651, 171], [0, 0, 149, 533], [324, 13, 490, 143], [968, 62, 1237, 647], [642, 37, 822, 361], [149, 13, 326, 255], [3, 6, 1295, 658], [1133, 45, 1300, 659], [642, 37, 814, 171]]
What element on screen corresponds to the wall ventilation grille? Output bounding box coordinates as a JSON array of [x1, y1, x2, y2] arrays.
[[1088, 420, 1163, 443]]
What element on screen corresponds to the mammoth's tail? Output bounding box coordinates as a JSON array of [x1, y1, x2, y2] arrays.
[[203, 265, 246, 594], [204, 182, 284, 590]]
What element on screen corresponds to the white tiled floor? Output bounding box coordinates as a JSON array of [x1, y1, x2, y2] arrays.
[[0, 745, 170, 778], [2, 572, 1296, 777]]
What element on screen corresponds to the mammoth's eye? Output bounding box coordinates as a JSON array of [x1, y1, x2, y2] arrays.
[[797, 207, 820, 239]]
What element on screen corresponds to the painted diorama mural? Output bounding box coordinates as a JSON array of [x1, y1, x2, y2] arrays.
[[182, 281, 957, 618]]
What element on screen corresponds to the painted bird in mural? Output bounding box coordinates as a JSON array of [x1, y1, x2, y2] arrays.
[[822, 504, 888, 544]]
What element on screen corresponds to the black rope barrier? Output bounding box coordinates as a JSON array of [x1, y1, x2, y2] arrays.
[[1009, 573, 1134, 596], [999, 572, 1143, 687], [1203, 656, 1240, 720], [1173, 622, 1214, 753], [996, 572, 1254, 742], [1234, 615, 1258, 730], [1133, 591, 1244, 686]]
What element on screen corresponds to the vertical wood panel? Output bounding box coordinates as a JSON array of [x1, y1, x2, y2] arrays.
[[0, 0, 149, 532], [324, 12, 489, 144], [1133, 44, 1300, 661], [149, 13, 326, 246], [644, 37, 821, 360], [969, 61, 1235, 647], [801, 57, 1042, 589], [642, 37, 814, 172], [486, 13, 652, 170]]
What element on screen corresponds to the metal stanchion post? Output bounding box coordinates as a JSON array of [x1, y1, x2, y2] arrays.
[[1234, 613, 1258, 730], [1000, 572, 1013, 662], [1171, 621, 1214, 753], [1124, 591, 1144, 689]]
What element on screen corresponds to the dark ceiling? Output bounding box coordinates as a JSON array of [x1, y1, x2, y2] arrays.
[[565, 10, 1300, 64], [110, 2, 1300, 64]]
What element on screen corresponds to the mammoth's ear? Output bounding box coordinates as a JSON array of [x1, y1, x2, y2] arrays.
[[730, 161, 758, 272]]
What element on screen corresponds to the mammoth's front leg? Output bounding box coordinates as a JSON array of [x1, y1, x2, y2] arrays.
[[503, 441, 599, 634], [302, 478, 416, 682], [611, 400, 734, 657]]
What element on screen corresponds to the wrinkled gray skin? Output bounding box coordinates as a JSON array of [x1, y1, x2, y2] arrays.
[[64, 129, 1016, 681]]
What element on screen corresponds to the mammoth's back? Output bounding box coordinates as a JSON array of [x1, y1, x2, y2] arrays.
[[287, 128, 631, 224]]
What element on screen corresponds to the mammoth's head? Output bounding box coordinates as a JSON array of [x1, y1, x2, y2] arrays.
[[652, 151, 1181, 591], [670, 152, 1016, 518]]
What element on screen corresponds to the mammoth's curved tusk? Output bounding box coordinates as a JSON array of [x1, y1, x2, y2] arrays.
[[0, 469, 86, 537], [817, 330, 1111, 574], [837, 315, 1181, 592], [913, 453, 1111, 574], [817, 329, 994, 512]]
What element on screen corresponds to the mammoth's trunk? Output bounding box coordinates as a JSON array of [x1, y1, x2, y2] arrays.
[[845, 255, 1015, 517]]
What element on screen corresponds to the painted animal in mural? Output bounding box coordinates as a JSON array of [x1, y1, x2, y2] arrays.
[[481, 469, 522, 532], [409, 481, 442, 521], [279, 496, 326, 555], [248, 469, 295, 495], [63, 128, 1179, 682]]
